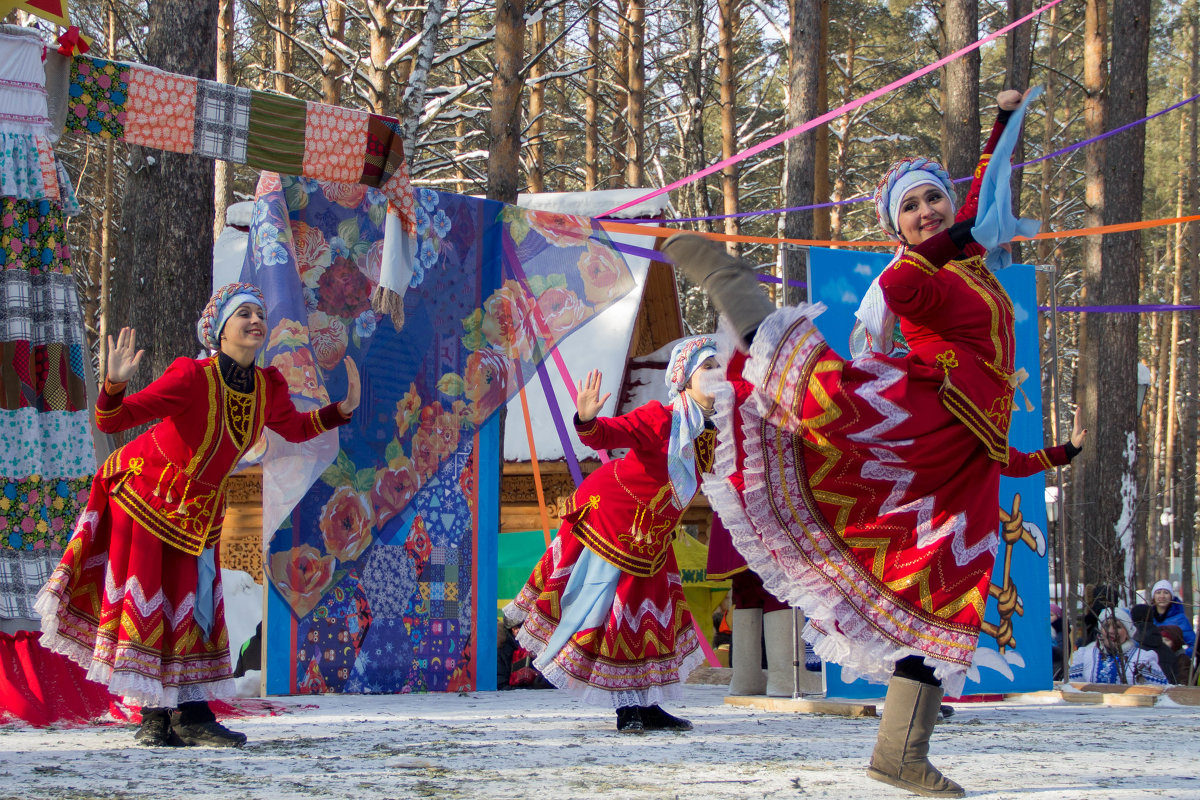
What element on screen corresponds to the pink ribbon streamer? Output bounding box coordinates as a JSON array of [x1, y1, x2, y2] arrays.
[[603, 0, 1066, 217]]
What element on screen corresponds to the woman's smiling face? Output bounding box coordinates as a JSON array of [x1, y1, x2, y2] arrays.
[[897, 184, 955, 245]]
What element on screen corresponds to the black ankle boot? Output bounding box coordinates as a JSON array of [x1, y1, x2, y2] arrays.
[[615, 706, 645, 734], [134, 707, 183, 747], [170, 701, 247, 747], [639, 705, 693, 731]]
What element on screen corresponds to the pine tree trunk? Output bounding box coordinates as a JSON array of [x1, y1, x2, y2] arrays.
[[625, 0, 645, 186], [718, 0, 739, 251], [939, 0, 979, 190], [585, 3, 599, 190], [611, 9, 630, 188], [112, 0, 218, 393], [273, 0, 295, 95], [488, 0, 526, 203], [1004, 0, 1033, 262], [1075, 0, 1108, 586], [366, 0, 394, 114], [1089, 0, 1148, 590], [1180, 4, 1200, 619], [780, 0, 820, 302], [528, 17, 546, 193], [812, 0, 830, 240], [322, 0, 347, 104], [213, 0, 234, 241], [685, 0, 712, 229]]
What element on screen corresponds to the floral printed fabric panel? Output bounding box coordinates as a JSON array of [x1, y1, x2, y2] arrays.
[[0, 409, 95, 479], [65, 56, 129, 139], [302, 102, 369, 184], [1, 196, 73, 274], [123, 65, 197, 153], [245, 175, 635, 692]]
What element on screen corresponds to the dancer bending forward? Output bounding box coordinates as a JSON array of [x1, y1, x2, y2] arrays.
[[505, 336, 721, 733], [37, 284, 359, 747], [669, 89, 1084, 797]]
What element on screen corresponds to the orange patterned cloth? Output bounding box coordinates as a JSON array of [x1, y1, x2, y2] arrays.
[[123, 65, 197, 154], [302, 101, 369, 183]]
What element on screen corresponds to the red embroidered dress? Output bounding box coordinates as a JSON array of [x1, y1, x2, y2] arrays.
[[508, 401, 714, 707], [706, 122, 1071, 693], [36, 355, 349, 706]]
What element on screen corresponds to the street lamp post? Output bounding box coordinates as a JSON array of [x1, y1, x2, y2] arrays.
[[1046, 486, 1068, 682]]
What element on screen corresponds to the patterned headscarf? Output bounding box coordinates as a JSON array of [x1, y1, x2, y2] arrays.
[[665, 335, 718, 508], [196, 282, 267, 352], [852, 157, 956, 359], [873, 156, 956, 241]]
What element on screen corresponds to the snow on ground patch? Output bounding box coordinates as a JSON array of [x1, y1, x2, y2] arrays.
[[2, 685, 1199, 799]]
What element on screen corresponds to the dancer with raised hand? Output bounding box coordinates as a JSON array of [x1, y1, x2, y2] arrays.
[[505, 336, 721, 733], [668, 87, 1084, 797], [37, 283, 359, 747]]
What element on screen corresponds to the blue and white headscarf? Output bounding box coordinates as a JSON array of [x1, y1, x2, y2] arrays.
[[196, 282, 267, 352], [665, 335, 718, 507]]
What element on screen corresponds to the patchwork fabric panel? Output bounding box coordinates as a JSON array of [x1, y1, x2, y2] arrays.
[[193, 80, 251, 163], [360, 114, 405, 187], [0, 340, 88, 412], [302, 102, 369, 183], [124, 65, 197, 153], [245, 91, 306, 174]]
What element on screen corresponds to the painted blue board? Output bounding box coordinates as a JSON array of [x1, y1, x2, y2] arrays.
[[807, 248, 1052, 697]]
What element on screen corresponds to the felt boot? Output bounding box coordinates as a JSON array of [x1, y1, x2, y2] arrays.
[[662, 234, 776, 346], [866, 676, 964, 798], [134, 707, 183, 747], [171, 702, 247, 748], [639, 705, 693, 731], [764, 609, 801, 697], [615, 706, 645, 734], [728, 608, 767, 696]]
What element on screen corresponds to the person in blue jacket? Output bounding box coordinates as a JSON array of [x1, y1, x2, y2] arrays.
[[1150, 580, 1195, 657], [1152, 582, 1190, 657]]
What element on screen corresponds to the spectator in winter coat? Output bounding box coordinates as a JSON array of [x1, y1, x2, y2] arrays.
[[1158, 624, 1193, 685], [1150, 580, 1195, 657], [1130, 604, 1180, 684], [1069, 608, 1169, 686]]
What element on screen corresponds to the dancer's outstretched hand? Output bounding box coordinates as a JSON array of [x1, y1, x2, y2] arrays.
[[575, 369, 610, 422], [106, 327, 144, 384], [1070, 406, 1087, 449], [338, 357, 361, 416]]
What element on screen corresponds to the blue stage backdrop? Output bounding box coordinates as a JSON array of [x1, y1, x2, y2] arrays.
[[807, 247, 1053, 697]]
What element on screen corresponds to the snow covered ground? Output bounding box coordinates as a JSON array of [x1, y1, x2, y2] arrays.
[[3, 684, 1199, 800]]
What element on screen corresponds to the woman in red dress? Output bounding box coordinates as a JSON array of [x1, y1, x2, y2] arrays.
[[668, 89, 1085, 796], [36, 283, 359, 747], [505, 336, 720, 733]]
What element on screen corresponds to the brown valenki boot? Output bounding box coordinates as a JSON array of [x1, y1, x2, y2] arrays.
[[662, 233, 776, 347], [866, 676, 964, 798]]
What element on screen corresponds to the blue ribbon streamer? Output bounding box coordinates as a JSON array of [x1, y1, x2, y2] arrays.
[[971, 86, 1045, 271]]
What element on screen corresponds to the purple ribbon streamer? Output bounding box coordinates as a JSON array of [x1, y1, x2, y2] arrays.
[[608, 92, 1200, 225], [1039, 304, 1200, 313], [502, 234, 586, 487]]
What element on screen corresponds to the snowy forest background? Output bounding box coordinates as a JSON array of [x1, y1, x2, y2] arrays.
[[8, 0, 1199, 642]]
